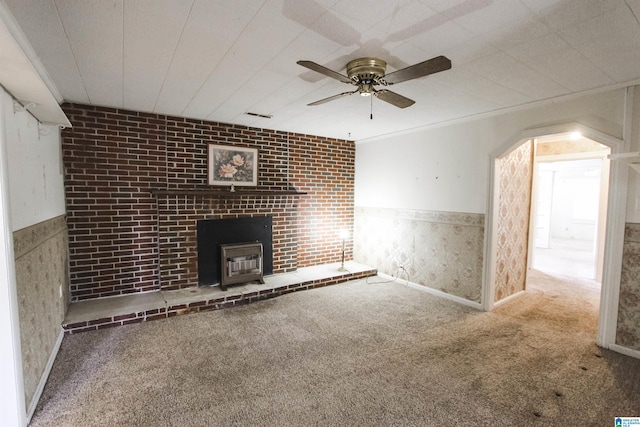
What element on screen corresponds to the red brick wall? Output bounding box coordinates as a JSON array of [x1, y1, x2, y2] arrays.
[[62, 104, 354, 300], [290, 134, 354, 266]]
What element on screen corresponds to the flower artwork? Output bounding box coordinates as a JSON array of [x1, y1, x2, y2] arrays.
[[208, 144, 258, 186]]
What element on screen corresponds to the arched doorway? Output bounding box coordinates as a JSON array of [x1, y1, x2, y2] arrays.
[[483, 123, 627, 349]]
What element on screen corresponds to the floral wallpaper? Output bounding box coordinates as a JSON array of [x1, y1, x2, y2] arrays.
[[535, 138, 608, 157], [13, 215, 69, 411], [617, 223, 640, 350], [495, 141, 533, 302], [354, 207, 484, 302]]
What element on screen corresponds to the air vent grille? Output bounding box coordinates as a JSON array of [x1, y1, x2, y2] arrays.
[[245, 112, 272, 119]]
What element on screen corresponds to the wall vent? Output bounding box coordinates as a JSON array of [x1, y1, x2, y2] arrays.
[[245, 112, 272, 119]]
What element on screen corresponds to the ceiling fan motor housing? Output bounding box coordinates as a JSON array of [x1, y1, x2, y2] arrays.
[[346, 57, 387, 88], [347, 58, 387, 96]]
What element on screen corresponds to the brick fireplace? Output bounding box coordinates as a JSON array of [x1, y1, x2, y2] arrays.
[[62, 103, 355, 301], [156, 193, 298, 290]]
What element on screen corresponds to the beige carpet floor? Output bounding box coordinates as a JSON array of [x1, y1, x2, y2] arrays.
[[30, 271, 640, 426]]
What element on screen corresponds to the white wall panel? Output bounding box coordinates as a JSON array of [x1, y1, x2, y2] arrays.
[[355, 88, 626, 213], [5, 97, 65, 232]]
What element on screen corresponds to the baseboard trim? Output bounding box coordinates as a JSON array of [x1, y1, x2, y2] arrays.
[[492, 290, 526, 308], [606, 343, 640, 360], [378, 272, 483, 310], [26, 329, 64, 423]]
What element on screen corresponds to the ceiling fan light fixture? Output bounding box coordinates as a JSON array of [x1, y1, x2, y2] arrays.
[[359, 83, 373, 96]]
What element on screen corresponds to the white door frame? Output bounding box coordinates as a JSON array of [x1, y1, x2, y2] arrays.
[[0, 89, 27, 426], [483, 120, 629, 349]]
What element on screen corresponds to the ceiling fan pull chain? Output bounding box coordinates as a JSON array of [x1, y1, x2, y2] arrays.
[[370, 93, 373, 120]]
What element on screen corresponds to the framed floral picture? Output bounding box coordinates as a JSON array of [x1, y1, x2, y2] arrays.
[[208, 144, 258, 186]]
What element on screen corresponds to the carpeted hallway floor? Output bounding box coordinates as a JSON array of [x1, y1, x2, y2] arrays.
[[30, 271, 640, 426]]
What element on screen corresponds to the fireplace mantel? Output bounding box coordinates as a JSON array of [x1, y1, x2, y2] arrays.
[[150, 189, 307, 197]]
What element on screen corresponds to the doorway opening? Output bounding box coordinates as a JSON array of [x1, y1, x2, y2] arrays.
[[526, 135, 610, 315], [529, 135, 610, 287], [484, 123, 626, 349]]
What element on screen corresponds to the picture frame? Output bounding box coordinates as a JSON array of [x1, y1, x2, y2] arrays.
[[208, 144, 258, 187]]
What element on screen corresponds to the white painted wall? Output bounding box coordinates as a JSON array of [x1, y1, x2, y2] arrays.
[[5, 98, 65, 232], [544, 159, 601, 241], [355, 119, 493, 213], [355, 89, 626, 214]]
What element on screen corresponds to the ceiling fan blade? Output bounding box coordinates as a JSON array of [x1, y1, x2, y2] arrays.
[[383, 55, 451, 85], [375, 90, 415, 108], [297, 60, 352, 84], [307, 90, 358, 106]]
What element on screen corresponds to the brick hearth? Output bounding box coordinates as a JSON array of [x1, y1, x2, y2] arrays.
[[62, 262, 377, 334]]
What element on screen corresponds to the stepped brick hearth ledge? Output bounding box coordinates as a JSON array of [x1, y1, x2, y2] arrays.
[[62, 262, 377, 334]]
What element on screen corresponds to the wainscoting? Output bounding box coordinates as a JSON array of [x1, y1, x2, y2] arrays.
[[354, 207, 484, 303], [617, 223, 640, 351], [13, 215, 68, 416]]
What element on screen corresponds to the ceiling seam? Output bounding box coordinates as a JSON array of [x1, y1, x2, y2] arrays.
[[555, 29, 616, 85], [179, 0, 270, 117], [224, 0, 403, 124], [551, 8, 619, 85], [151, 0, 196, 113], [211, 34, 320, 122], [475, 13, 578, 96], [205, 0, 347, 122], [52, 0, 91, 104], [625, 0, 640, 25]]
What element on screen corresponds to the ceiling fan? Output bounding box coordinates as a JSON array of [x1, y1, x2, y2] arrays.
[[297, 55, 452, 109]]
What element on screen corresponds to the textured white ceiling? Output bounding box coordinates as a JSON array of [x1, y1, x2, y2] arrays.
[[5, 0, 640, 141]]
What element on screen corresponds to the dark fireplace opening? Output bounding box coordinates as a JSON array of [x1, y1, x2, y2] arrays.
[[197, 216, 273, 286]]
